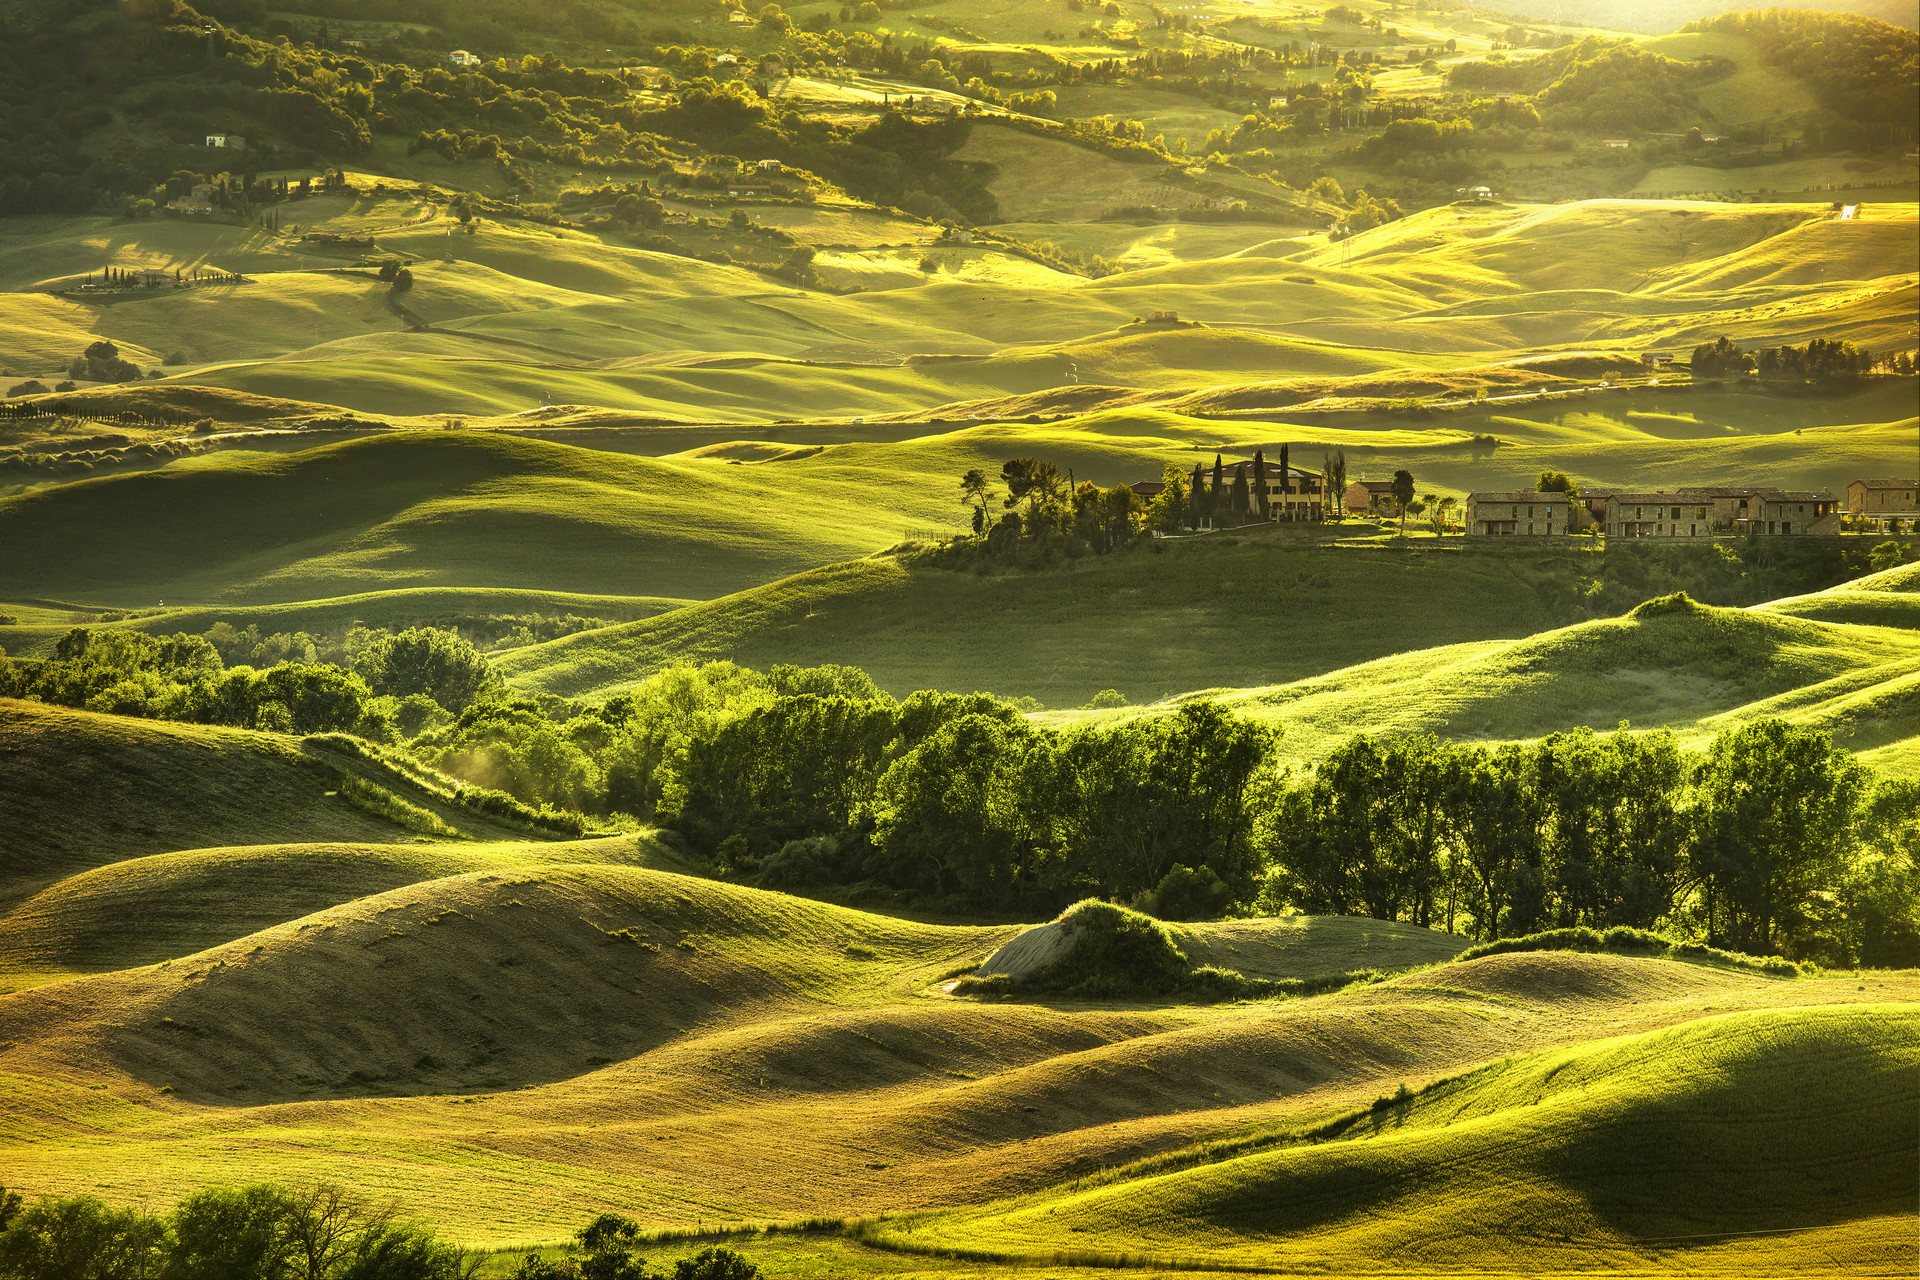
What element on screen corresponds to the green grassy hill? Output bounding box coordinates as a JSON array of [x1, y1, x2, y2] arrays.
[[0, 699, 416, 899], [0, 431, 968, 605], [492, 543, 1578, 706], [0, 837, 666, 987], [877, 1002, 1919, 1273], [1111, 596, 1920, 762]]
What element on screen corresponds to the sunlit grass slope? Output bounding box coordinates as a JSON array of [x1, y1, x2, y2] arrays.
[[0, 431, 970, 605], [3, 938, 1908, 1245], [883, 1004, 1918, 1274], [0, 836, 662, 983], [1044, 590, 1918, 761], [0, 699, 412, 899], [493, 543, 1573, 705]]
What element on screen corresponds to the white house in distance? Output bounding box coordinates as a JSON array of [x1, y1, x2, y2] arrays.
[[448, 50, 480, 67], [205, 133, 245, 149]]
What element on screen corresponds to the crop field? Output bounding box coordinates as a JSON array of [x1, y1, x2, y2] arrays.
[[1, 2, 1916, 1274]]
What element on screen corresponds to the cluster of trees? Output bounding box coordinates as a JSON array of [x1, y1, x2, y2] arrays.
[[66, 341, 147, 385], [0, 626, 493, 740], [1272, 722, 1915, 965], [1690, 335, 1896, 379], [0, 1184, 757, 1280], [634, 672, 1911, 963], [953, 457, 1147, 556]]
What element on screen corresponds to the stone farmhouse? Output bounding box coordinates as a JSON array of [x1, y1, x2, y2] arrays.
[[1463, 484, 1842, 537], [1344, 479, 1399, 515], [1848, 478, 1919, 530], [1466, 490, 1573, 536]]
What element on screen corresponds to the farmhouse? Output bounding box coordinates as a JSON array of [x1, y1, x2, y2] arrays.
[[1129, 478, 1166, 503], [1602, 139, 1631, 149], [1603, 493, 1714, 538], [1677, 485, 1841, 534], [448, 50, 480, 67], [1848, 477, 1919, 530], [1344, 479, 1399, 514], [204, 134, 245, 149], [1260, 466, 1326, 521], [1752, 491, 1841, 535], [1467, 491, 1572, 536]]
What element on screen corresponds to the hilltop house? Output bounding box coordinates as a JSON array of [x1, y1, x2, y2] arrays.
[[1467, 491, 1572, 536], [1344, 479, 1399, 515], [204, 133, 245, 149], [448, 50, 480, 67], [1848, 478, 1919, 530]]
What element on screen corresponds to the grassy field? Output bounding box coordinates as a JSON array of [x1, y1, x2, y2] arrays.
[[1, 781, 1911, 1256], [1, 15, 1916, 1266]]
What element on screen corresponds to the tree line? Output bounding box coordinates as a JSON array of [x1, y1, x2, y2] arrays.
[[6, 634, 1912, 966], [1690, 335, 1907, 377], [0, 1183, 757, 1280]]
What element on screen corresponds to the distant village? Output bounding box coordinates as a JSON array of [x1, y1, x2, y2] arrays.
[[1135, 462, 1919, 538]]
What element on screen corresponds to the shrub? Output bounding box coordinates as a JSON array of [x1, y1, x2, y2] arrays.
[[335, 774, 458, 837], [757, 835, 837, 888], [1148, 863, 1232, 921], [1085, 688, 1128, 709], [1457, 926, 1806, 975], [1030, 900, 1190, 997]]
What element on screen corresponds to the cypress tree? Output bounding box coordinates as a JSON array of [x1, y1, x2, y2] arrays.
[[1189, 463, 1205, 529], [1210, 453, 1224, 519], [1231, 463, 1251, 516], [1252, 449, 1269, 520], [1278, 442, 1290, 518]]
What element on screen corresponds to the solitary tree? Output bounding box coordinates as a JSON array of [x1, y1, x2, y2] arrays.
[[1391, 468, 1415, 536], [1324, 449, 1347, 517], [959, 468, 993, 533], [1537, 469, 1578, 498]]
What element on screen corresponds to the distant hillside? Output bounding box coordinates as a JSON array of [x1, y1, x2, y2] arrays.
[[1480, 0, 1916, 34]]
